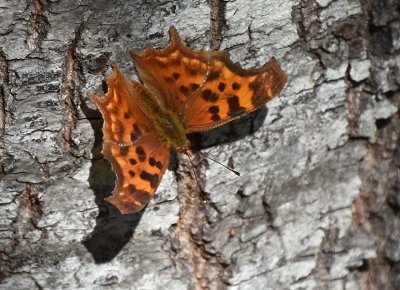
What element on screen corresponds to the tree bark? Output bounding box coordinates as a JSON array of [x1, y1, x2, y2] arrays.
[[1, 0, 399, 289]]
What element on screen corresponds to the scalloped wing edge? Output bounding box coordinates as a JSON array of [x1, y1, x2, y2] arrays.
[[131, 26, 208, 61], [102, 141, 171, 214]]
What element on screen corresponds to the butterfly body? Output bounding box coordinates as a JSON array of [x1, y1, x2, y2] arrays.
[[90, 27, 287, 214], [153, 109, 189, 149]]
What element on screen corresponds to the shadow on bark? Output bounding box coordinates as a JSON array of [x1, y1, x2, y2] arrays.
[[78, 98, 267, 263], [188, 106, 268, 150], [80, 100, 144, 263]]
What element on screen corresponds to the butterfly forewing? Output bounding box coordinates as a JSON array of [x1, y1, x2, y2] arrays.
[[131, 27, 208, 111], [184, 54, 287, 132], [89, 67, 153, 145]]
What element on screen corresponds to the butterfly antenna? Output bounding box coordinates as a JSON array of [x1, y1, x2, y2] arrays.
[[202, 153, 240, 176]]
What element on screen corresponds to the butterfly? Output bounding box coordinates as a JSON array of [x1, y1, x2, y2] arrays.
[[89, 26, 287, 214]]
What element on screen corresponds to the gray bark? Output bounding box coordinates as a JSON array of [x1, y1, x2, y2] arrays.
[[1, 0, 399, 289]]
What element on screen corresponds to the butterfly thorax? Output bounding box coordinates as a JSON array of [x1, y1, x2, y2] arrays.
[[133, 81, 189, 149], [154, 110, 189, 149]]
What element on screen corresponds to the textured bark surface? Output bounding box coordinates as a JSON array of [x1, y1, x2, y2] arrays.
[[0, 0, 399, 289]]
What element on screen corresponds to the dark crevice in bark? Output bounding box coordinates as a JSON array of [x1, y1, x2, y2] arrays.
[[292, 0, 400, 288], [0, 49, 10, 136], [30, 275, 44, 290], [353, 116, 400, 289], [58, 21, 86, 155], [0, 84, 6, 137], [350, 0, 400, 289], [27, 0, 50, 52], [292, 0, 322, 44], [170, 156, 227, 290], [1, 185, 43, 282], [345, 66, 364, 138], [209, 0, 227, 50]]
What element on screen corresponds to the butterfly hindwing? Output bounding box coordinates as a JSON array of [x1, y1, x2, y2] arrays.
[[102, 137, 170, 214], [89, 67, 170, 213]]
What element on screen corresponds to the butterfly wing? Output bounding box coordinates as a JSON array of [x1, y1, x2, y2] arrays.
[[90, 28, 286, 213], [184, 53, 287, 132], [89, 67, 170, 213], [101, 137, 170, 214], [89, 66, 153, 145], [131, 26, 208, 111], [131, 26, 286, 132]]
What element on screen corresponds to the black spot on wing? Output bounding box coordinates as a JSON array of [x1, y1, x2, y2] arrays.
[[149, 157, 163, 170], [149, 157, 156, 166], [206, 70, 220, 81], [180, 85, 189, 96], [140, 171, 159, 188], [227, 95, 246, 117], [232, 82, 241, 90], [155, 161, 163, 170], [136, 146, 146, 162], [218, 82, 226, 92], [131, 133, 139, 142], [120, 146, 129, 156], [129, 158, 137, 165], [128, 170, 135, 177], [133, 124, 142, 136], [209, 106, 219, 114], [202, 89, 218, 102], [190, 83, 200, 91], [124, 112, 130, 119], [172, 72, 180, 80], [211, 114, 221, 121]]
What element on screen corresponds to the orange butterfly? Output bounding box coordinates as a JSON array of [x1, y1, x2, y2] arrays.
[[89, 27, 287, 214]]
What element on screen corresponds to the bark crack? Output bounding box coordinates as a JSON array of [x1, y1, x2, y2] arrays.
[[170, 156, 227, 290], [27, 0, 50, 52], [349, 0, 400, 288], [209, 0, 227, 50], [1, 185, 43, 282], [0, 49, 11, 137], [57, 21, 86, 155]]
